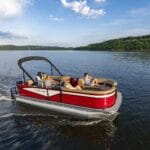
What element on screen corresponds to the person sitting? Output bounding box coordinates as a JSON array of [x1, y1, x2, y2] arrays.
[[36, 72, 55, 88], [44, 76, 59, 88], [83, 73, 98, 86], [36, 72, 44, 87], [64, 78, 81, 90]]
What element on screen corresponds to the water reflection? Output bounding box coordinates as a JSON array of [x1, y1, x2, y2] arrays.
[[59, 120, 117, 150]]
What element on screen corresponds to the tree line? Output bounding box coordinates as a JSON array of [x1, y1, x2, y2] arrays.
[[75, 35, 150, 52], [0, 35, 150, 51]]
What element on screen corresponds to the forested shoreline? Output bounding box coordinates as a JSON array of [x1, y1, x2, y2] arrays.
[[0, 35, 150, 51]]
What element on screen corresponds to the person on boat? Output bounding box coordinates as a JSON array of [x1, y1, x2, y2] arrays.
[[36, 72, 44, 87], [65, 82, 81, 90], [84, 73, 98, 86], [64, 78, 81, 90], [36, 72, 57, 88], [44, 76, 59, 88]]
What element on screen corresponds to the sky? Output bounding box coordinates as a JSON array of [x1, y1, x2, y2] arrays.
[[0, 0, 150, 47]]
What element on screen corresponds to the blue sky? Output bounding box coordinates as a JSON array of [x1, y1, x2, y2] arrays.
[[0, 0, 150, 47]]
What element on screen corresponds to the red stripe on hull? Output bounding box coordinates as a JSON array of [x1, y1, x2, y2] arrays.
[[18, 88, 48, 101], [18, 85, 116, 109], [61, 94, 116, 109]]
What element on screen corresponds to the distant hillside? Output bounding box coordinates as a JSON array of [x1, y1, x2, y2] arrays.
[[0, 45, 69, 50], [75, 35, 150, 52], [0, 35, 150, 51]]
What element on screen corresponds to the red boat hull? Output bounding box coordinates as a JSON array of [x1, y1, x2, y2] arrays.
[[18, 84, 116, 109]]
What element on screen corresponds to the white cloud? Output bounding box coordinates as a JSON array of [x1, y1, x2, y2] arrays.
[[129, 7, 150, 16], [121, 28, 150, 37], [0, 30, 28, 40], [95, 0, 105, 3], [0, 0, 30, 19], [60, 0, 105, 18], [49, 15, 64, 22]]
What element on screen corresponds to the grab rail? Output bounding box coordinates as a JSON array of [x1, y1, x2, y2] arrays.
[[18, 56, 63, 83]]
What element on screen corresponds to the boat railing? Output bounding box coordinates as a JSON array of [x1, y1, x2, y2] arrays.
[[18, 56, 63, 84]]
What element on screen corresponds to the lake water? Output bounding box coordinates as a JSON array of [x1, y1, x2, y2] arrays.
[[0, 51, 150, 150]]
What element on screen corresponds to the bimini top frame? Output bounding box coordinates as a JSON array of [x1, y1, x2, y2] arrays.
[[18, 56, 63, 83]]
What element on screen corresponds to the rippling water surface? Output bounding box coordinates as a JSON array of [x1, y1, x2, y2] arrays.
[[0, 51, 150, 150]]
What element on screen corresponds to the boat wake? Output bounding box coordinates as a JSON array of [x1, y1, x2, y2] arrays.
[[0, 112, 104, 126], [0, 94, 113, 126], [57, 118, 103, 126], [0, 95, 12, 101], [0, 113, 15, 119], [0, 113, 58, 119]]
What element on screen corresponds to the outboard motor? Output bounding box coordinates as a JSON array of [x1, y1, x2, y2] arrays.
[[10, 81, 23, 100], [10, 87, 17, 100]]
